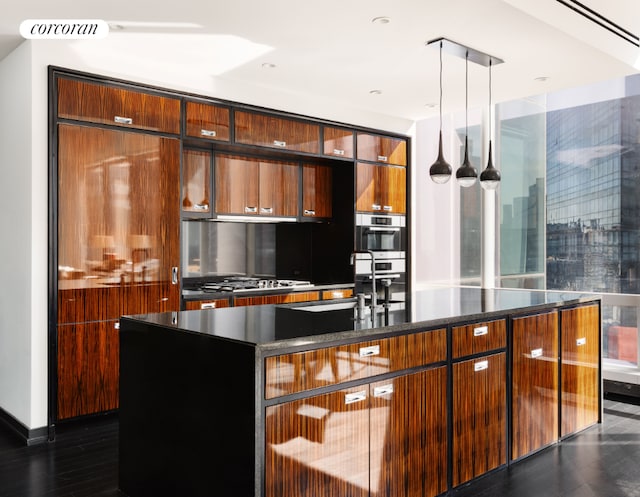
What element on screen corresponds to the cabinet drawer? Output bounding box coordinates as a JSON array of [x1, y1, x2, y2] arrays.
[[235, 292, 319, 307], [234, 110, 320, 154], [405, 328, 447, 368], [57, 77, 180, 134], [322, 126, 354, 158], [356, 132, 407, 166], [321, 288, 354, 300], [185, 101, 230, 141], [183, 299, 230, 311], [452, 319, 506, 359]]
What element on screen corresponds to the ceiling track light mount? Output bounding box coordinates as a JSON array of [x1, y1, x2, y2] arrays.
[[425, 38, 504, 67]]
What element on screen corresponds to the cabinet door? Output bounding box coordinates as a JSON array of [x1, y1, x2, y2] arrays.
[[356, 133, 407, 166], [234, 110, 320, 154], [182, 149, 212, 217], [57, 320, 120, 419], [452, 319, 507, 359], [57, 77, 180, 134], [512, 311, 559, 460], [356, 163, 406, 214], [370, 368, 447, 497], [214, 154, 260, 215], [381, 165, 406, 214], [302, 164, 332, 218], [265, 386, 370, 497], [323, 126, 354, 159], [561, 304, 600, 436], [452, 352, 506, 487], [259, 159, 299, 217], [184, 100, 230, 141]]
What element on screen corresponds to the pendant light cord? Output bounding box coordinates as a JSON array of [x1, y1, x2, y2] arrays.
[[489, 59, 492, 141], [439, 41, 443, 132], [465, 51, 469, 138]]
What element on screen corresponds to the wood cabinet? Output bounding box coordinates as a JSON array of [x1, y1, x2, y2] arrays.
[[356, 162, 406, 214], [452, 319, 507, 359], [234, 291, 319, 307], [560, 304, 600, 436], [302, 164, 332, 218], [511, 311, 559, 460], [215, 154, 299, 217], [452, 352, 507, 487], [234, 110, 320, 154], [57, 77, 180, 134], [323, 126, 354, 159], [182, 149, 212, 217], [322, 288, 354, 300], [184, 100, 230, 141], [356, 132, 407, 166]]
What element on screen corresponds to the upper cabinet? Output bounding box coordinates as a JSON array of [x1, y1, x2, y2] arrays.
[[323, 126, 354, 159], [356, 132, 407, 166], [356, 162, 406, 214], [302, 164, 332, 218], [57, 77, 181, 134], [185, 101, 231, 142], [182, 149, 213, 218], [234, 110, 320, 154]]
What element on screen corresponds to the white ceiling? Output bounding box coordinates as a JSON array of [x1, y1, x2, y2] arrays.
[[1, 0, 639, 122]]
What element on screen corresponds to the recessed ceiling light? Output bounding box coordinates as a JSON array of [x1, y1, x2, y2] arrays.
[[369, 89, 382, 95], [262, 62, 276, 69], [371, 16, 391, 25], [425, 103, 438, 108], [534, 76, 549, 82]]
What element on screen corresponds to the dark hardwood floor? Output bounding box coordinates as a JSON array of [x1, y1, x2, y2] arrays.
[[0, 397, 638, 497]]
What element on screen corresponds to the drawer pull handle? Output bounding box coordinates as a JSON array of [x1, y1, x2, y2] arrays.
[[244, 206, 258, 213], [193, 203, 209, 211], [474, 326, 488, 337], [474, 360, 489, 372], [201, 302, 216, 309], [333, 148, 345, 156], [260, 207, 273, 214], [304, 209, 316, 216], [332, 291, 344, 298], [383, 205, 393, 211], [377, 155, 388, 162], [576, 337, 586, 346], [531, 348, 543, 358], [345, 390, 367, 405], [359, 345, 380, 357], [200, 129, 217, 137], [372, 204, 382, 211], [114, 322, 120, 330], [273, 140, 287, 147], [373, 384, 394, 397], [114, 115, 133, 125], [172, 267, 178, 285]]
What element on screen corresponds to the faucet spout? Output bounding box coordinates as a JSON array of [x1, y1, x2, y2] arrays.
[[349, 250, 377, 311]]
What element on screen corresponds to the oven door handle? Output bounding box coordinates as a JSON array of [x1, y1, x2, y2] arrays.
[[362, 226, 401, 232]]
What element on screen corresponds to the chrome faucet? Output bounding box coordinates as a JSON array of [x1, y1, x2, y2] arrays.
[[350, 250, 377, 311]]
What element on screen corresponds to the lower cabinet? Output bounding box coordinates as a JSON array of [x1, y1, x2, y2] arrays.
[[452, 352, 507, 487], [265, 367, 447, 497]]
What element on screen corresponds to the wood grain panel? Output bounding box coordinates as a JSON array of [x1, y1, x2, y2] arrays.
[[512, 311, 559, 460], [234, 291, 319, 307], [356, 162, 376, 213], [57, 77, 180, 134], [183, 299, 230, 310], [452, 319, 507, 359], [356, 163, 406, 214], [182, 149, 211, 215], [356, 133, 407, 166], [453, 352, 506, 487], [561, 304, 600, 436], [234, 110, 320, 154], [259, 159, 299, 217], [321, 288, 354, 300], [405, 328, 447, 368], [323, 126, 354, 158], [265, 386, 370, 497], [215, 154, 260, 215], [302, 164, 332, 218], [382, 165, 407, 214], [185, 101, 230, 141], [57, 321, 120, 420]]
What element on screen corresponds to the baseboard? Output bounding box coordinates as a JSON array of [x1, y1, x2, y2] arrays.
[[0, 406, 49, 446]]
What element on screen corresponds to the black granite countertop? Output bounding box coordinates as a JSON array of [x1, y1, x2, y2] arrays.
[[122, 287, 600, 352]]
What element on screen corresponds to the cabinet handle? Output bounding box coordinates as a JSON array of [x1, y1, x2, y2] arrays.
[[373, 384, 394, 397], [345, 390, 367, 405], [114, 115, 133, 125], [273, 140, 287, 147], [172, 267, 178, 285], [201, 302, 216, 309], [377, 155, 388, 162], [304, 209, 316, 216], [200, 129, 217, 137], [359, 345, 380, 357], [383, 205, 393, 212], [531, 348, 543, 358], [333, 148, 345, 156], [114, 322, 120, 330], [474, 326, 488, 337], [332, 291, 344, 298], [576, 337, 586, 346], [244, 206, 258, 213], [474, 360, 489, 372], [260, 207, 273, 214], [193, 203, 209, 211], [372, 204, 382, 211]]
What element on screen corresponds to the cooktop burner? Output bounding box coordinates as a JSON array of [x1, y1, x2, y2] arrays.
[[200, 277, 312, 293]]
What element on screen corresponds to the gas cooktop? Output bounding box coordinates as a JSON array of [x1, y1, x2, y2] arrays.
[[200, 277, 313, 293]]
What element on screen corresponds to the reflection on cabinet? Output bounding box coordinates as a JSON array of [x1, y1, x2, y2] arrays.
[[561, 304, 600, 436], [234, 110, 320, 154], [57, 77, 180, 134], [452, 352, 507, 487], [182, 149, 212, 217], [356, 132, 407, 166], [356, 162, 406, 214], [302, 164, 332, 218], [215, 154, 299, 217], [511, 311, 559, 460], [322, 288, 354, 300], [323, 126, 354, 158], [185, 101, 230, 141]]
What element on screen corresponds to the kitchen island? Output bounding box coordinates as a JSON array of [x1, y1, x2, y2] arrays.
[[118, 287, 601, 497]]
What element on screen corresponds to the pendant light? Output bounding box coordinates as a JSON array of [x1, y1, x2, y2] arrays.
[[456, 51, 478, 187], [480, 59, 501, 190], [429, 40, 452, 184]]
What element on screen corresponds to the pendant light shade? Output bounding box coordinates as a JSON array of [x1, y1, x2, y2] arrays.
[[456, 51, 477, 188], [480, 59, 501, 190], [429, 41, 452, 184]]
